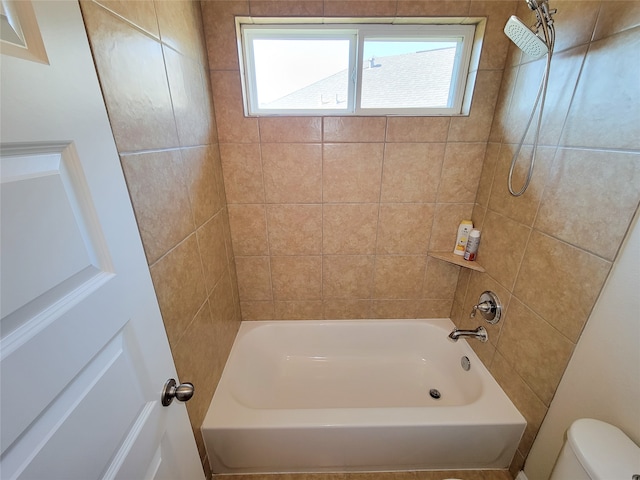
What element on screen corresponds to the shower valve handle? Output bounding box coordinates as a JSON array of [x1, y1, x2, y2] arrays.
[[470, 301, 493, 318], [469, 291, 502, 324]]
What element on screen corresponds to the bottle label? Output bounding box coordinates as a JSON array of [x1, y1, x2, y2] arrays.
[[454, 238, 467, 253]]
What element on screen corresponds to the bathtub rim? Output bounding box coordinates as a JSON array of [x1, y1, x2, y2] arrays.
[[203, 318, 526, 430]]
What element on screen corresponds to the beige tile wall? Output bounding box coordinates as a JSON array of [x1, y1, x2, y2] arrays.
[[202, 0, 517, 323], [80, 1, 242, 477], [452, 1, 640, 475]]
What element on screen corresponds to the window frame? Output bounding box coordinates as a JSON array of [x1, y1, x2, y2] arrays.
[[238, 20, 478, 117]]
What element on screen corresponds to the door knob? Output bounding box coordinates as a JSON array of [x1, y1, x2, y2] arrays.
[[161, 378, 194, 407]]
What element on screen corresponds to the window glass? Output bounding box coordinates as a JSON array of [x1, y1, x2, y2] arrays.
[[253, 38, 351, 110], [360, 39, 459, 109]]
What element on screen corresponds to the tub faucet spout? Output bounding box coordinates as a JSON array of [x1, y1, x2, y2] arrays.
[[448, 326, 488, 343]]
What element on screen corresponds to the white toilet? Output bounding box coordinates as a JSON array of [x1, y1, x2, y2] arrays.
[[550, 418, 640, 479]]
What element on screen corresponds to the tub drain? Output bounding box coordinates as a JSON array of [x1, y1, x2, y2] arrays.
[[429, 388, 441, 400]]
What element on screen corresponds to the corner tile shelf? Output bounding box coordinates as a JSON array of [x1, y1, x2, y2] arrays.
[[428, 251, 486, 273]]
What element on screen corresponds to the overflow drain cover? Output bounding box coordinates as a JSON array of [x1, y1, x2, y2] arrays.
[[461, 356, 471, 371], [429, 388, 441, 400]]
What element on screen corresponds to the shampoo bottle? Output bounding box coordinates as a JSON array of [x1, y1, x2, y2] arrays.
[[463, 229, 481, 261], [453, 220, 473, 256]]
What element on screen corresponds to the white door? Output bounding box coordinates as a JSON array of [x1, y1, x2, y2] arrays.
[[0, 1, 204, 479]]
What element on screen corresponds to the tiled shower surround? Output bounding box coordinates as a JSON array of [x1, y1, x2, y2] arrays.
[[81, 0, 640, 478], [80, 2, 240, 476]]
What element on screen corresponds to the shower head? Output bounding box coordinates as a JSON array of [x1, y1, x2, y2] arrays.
[[504, 15, 549, 60]]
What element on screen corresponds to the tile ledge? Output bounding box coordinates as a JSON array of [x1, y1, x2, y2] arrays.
[[428, 251, 486, 272]]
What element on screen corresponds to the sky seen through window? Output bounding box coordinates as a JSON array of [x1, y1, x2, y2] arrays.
[[254, 38, 456, 106]]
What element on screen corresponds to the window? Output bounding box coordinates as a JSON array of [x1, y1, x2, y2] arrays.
[[238, 21, 479, 116]]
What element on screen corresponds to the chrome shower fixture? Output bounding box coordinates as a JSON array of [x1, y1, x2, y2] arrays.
[[504, 15, 548, 60], [503, 0, 557, 197], [505, 0, 557, 56]]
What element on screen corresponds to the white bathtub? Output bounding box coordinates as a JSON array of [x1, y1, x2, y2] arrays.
[[202, 319, 526, 474]]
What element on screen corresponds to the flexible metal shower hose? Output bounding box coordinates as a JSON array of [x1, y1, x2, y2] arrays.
[[508, 6, 556, 197]]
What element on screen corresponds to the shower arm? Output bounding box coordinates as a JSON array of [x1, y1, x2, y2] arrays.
[[508, 2, 556, 197]]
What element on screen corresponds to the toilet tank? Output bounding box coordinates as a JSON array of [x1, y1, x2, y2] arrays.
[[550, 418, 640, 480]]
